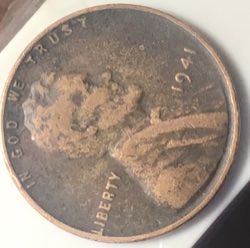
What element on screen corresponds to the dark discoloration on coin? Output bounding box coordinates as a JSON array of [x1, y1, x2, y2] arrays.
[[1, 4, 239, 243]]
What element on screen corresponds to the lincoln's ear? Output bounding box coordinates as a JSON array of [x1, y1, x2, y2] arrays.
[[150, 107, 162, 125]]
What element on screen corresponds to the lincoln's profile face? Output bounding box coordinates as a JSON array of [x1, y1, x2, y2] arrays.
[[22, 71, 227, 209]]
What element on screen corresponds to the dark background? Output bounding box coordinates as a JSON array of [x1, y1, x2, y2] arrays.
[[194, 182, 250, 248]]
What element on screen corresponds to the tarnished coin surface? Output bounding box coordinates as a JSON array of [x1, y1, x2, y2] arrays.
[[1, 4, 239, 242]]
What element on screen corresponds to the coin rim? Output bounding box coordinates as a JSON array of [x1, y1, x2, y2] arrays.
[[0, 4, 240, 243]]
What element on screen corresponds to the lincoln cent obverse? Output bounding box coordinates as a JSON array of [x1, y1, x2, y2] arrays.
[[1, 4, 239, 242]]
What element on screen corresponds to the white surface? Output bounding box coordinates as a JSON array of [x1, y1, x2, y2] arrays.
[[0, 0, 249, 247]]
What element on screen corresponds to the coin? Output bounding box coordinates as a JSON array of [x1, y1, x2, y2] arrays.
[[1, 4, 239, 243]]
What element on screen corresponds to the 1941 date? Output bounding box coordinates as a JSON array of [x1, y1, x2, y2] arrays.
[[172, 47, 196, 92]]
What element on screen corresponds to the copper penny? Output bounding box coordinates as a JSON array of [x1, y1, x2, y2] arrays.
[[1, 4, 239, 243]]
